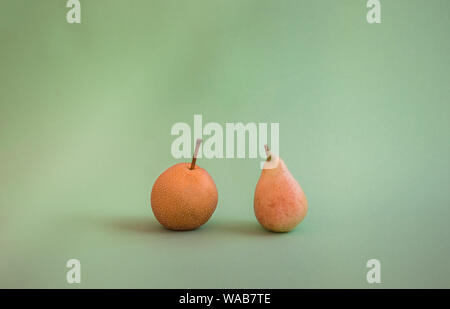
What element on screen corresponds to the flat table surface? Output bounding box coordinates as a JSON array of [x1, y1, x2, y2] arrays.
[[1, 0, 449, 288]]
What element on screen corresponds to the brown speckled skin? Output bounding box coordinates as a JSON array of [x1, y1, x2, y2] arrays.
[[151, 163, 218, 231], [254, 157, 308, 232]]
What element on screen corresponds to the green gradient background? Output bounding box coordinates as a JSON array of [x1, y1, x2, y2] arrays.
[[1, 0, 449, 288]]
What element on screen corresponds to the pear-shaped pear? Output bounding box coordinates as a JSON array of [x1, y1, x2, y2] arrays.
[[254, 146, 308, 232]]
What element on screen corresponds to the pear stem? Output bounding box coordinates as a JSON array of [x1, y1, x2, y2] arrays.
[[190, 138, 203, 170], [264, 144, 272, 161]]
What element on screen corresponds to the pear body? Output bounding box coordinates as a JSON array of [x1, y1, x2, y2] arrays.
[[254, 157, 308, 232], [151, 163, 218, 230]]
